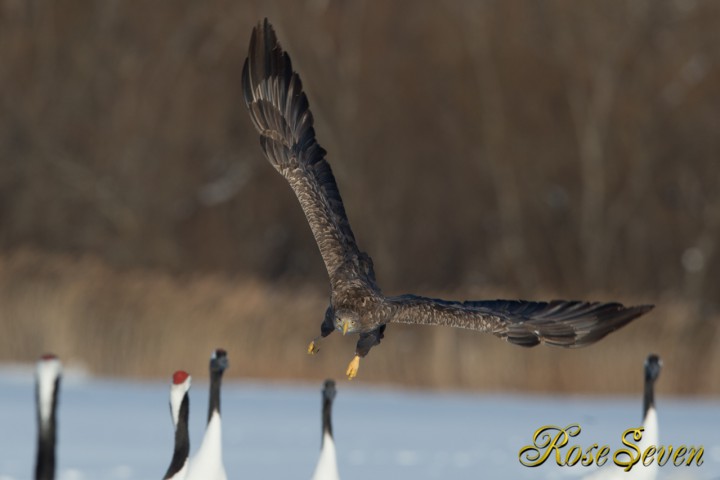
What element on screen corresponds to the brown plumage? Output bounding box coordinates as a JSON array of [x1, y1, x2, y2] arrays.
[[241, 19, 653, 379]]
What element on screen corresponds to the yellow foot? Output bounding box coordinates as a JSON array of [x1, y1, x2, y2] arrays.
[[346, 355, 361, 380], [307, 340, 320, 355]]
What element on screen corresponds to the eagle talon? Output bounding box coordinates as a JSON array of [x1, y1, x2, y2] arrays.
[[346, 355, 360, 380], [307, 340, 320, 355]]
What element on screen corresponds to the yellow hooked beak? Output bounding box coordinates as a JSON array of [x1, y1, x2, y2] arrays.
[[342, 320, 349, 336]]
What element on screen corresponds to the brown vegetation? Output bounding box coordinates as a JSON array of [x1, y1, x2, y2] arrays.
[[0, 1, 719, 392], [1, 249, 717, 395]]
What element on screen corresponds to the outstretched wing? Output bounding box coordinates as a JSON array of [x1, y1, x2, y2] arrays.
[[388, 296, 652, 347], [242, 19, 373, 283]]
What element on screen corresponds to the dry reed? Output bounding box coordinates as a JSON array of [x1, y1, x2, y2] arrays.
[[1, 249, 717, 395]]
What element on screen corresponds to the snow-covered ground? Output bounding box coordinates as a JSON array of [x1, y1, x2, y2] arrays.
[[0, 364, 718, 480]]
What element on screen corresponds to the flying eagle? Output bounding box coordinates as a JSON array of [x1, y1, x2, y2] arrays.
[[241, 19, 652, 379]]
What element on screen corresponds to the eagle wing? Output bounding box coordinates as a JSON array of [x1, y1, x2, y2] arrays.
[[242, 19, 373, 283], [388, 296, 652, 347]]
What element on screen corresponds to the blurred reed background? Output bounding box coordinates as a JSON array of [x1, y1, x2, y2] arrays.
[[0, 0, 718, 394]]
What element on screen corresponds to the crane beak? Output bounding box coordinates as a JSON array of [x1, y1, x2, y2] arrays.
[[342, 320, 349, 336]]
